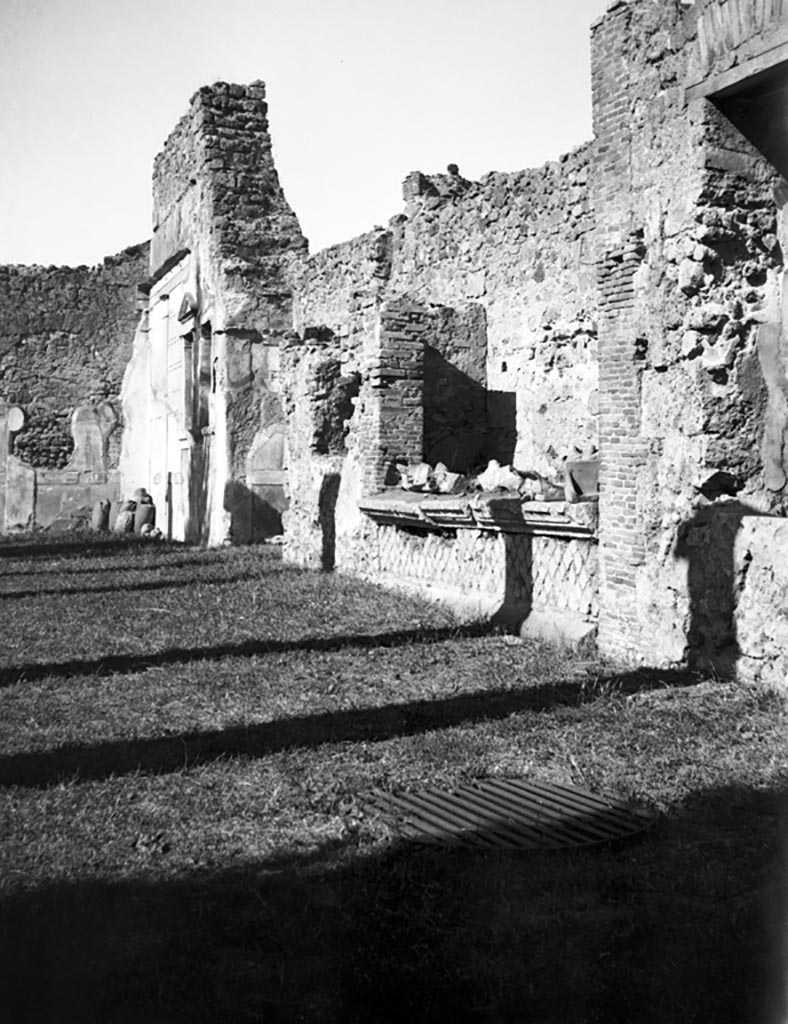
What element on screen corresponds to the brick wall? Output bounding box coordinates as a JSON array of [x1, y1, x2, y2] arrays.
[[361, 298, 427, 494]]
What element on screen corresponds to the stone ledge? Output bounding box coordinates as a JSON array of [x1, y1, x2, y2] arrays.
[[358, 490, 430, 529], [358, 489, 599, 538]]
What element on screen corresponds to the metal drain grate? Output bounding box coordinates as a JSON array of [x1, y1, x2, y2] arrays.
[[367, 778, 658, 850]]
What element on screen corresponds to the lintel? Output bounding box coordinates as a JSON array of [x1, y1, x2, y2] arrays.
[[685, 39, 788, 103]]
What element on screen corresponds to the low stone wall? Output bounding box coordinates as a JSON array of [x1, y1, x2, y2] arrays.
[[284, 482, 599, 638], [346, 523, 598, 628]]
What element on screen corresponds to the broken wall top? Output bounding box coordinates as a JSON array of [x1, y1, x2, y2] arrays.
[[150, 80, 307, 332]]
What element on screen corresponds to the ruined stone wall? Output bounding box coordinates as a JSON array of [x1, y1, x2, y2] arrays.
[[282, 87, 599, 627], [282, 2, 788, 678], [288, 148, 598, 481], [280, 297, 429, 567], [735, 514, 788, 690], [151, 80, 305, 331], [288, 230, 391, 383], [389, 155, 597, 479], [0, 244, 148, 470], [279, 335, 347, 569], [591, 0, 783, 664]]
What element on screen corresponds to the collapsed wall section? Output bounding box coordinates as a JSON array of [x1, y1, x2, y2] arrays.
[[280, 297, 427, 569]]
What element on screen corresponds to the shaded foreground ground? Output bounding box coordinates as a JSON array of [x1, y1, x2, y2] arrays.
[[0, 535, 787, 1023]]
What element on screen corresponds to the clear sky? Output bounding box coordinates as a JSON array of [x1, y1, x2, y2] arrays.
[[0, 0, 611, 267]]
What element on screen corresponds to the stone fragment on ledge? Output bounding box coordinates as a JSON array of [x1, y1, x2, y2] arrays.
[[564, 458, 599, 500], [397, 460, 467, 494], [475, 459, 523, 492], [432, 462, 466, 494], [398, 461, 433, 491]]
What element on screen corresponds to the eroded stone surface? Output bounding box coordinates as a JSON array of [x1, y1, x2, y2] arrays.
[[735, 516, 788, 691]]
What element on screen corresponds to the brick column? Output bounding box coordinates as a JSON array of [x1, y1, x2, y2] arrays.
[[596, 237, 649, 656], [360, 297, 426, 494], [591, 3, 649, 658]]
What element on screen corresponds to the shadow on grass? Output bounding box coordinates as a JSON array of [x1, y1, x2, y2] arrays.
[[0, 623, 494, 690], [1, 782, 786, 1024], [0, 667, 701, 788], [0, 569, 269, 601], [0, 536, 161, 560], [0, 546, 291, 580]]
